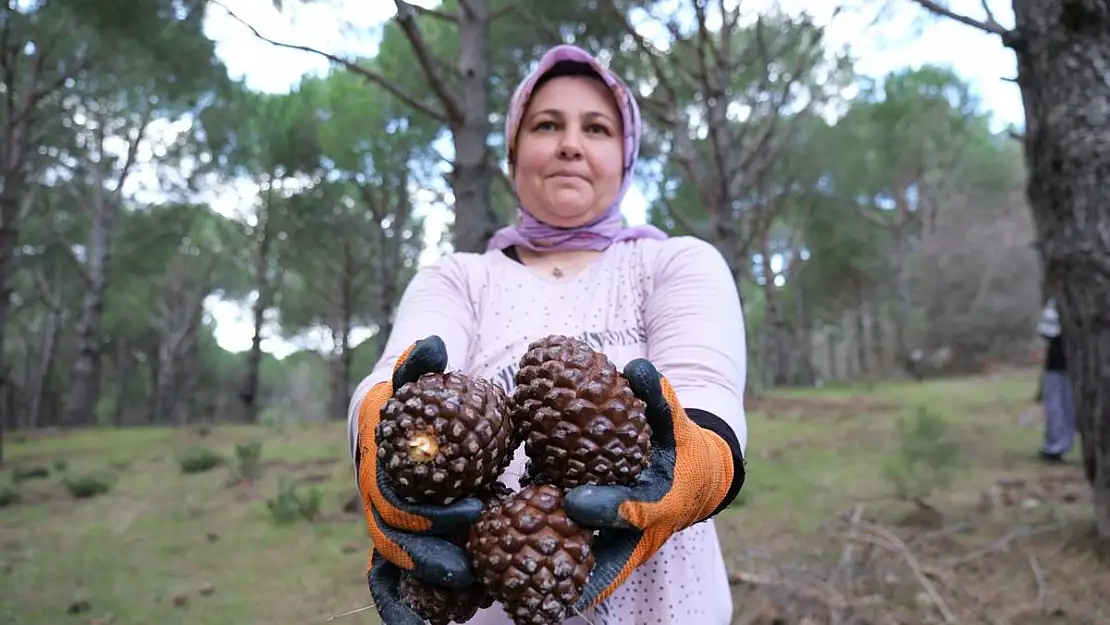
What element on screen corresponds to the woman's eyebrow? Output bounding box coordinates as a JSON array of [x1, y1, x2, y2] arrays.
[[582, 110, 618, 123], [529, 108, 617, 122], [527, 108, 564, 119]]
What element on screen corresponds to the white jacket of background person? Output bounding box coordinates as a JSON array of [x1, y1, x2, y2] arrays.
[[1037, 298, 1061, 339]]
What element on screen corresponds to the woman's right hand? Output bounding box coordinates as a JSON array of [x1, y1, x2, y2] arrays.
[[353, 336, 485, 624]]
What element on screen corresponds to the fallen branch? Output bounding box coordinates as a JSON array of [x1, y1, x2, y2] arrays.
[[1028, 553, 1048, 606], [853, 521, 955, 623], [324, 603, 376, 622], [727, 569, 850, 610], [947, 521, 1067, 568], [835, 503, 865, 590], [908, 521, 971, 548]]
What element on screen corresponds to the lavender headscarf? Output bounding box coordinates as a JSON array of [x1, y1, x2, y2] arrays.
[[485, 44, 668, 252]]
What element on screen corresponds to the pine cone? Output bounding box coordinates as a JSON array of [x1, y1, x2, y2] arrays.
[[378, 371, 515, 505], [467, 483, 595, 625], [398, 572, 495, 625], [511, 335, 651, 489]]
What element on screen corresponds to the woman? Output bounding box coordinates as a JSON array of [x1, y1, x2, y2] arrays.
[[347, 44, 748, 625], [1035, 297, 1074, 463]]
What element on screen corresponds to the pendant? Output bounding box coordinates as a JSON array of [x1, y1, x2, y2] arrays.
[[552, 266, 564, 278]]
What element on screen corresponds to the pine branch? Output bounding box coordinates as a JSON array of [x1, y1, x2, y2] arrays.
[[210, 0, 448, 124], [907, 0, 1020, 48], [392, 0, 464, 124]]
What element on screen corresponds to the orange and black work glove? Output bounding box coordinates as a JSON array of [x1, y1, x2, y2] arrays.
[[563, 358, 746, 610], [354, 335, 486, 625]]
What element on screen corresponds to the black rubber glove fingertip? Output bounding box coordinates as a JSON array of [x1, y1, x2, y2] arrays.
[[414, 334, 447, 360], [448, 495, 486, 520], [399, 495, 483, 534], [622, 359, 667, 412], [369, 554, 425, 625], [622, 358, 658, 389], [393, 335, 448, 388], [564, 485, 632, 529], [417, 543, 476, 588]]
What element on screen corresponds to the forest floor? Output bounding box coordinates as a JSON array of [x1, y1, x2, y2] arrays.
[[2, 369, 1107, 625]]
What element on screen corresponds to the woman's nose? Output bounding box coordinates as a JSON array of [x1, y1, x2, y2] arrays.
[[557, 133, 583, 159]]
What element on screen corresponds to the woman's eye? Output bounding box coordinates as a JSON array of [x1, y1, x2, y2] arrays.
[[533, 120, 557, 131], [587, 124, 611, 135]]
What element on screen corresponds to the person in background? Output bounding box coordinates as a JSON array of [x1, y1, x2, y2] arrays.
[[346, 44, 748, 625], [1035, 297, 1074, 463]]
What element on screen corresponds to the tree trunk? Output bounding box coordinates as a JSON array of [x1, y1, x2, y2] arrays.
[[0, 189, 35, 462], [62, 194, 117, 426], [375, 259, 398, 363], [869, 294, 885, 369], [1012, 0, 1110, 555], [792, 277, 816, 386], [181, 337, 204, 422], [145, 349, 159, 424], [0, 206, 14, 462], [155, 259, 212, 425], [153, 343, 178, 424], [892, 191, 913, 360], [451, 0, 499, 253], [0, 164, 19, 468], [759, 235, 792, 387], [27, 304, 61, 429], [842, 310, 856, 378], [855, 285, 869, 375], [240, 182, 277, 422], [62, 105, 148, 426], [330, 326, 351, 422], [112, 344, 135, 426], [0, 24, 84, 461], [331, 257, 354, 421]]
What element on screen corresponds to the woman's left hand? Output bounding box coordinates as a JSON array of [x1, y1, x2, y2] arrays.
[[563, 358, 745, 611]]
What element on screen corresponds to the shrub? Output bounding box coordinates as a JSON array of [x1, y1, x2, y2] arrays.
[[881, 405, 964, 509], [64, 474, 112, 499], [233, 441, 263, 481], [266, 480, 322, 525], [12, 466, 49, 483], [0, 485, 19, 507], [180, 446, 223, 474]]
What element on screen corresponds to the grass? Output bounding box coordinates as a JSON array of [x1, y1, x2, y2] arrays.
[[1, 369, 1107, 624], [725, 369, 1109, 623], [736, 372, 1042, 531], [1, 424, 370, 625]]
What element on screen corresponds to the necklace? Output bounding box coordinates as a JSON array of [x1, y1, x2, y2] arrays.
[[551, 266, 564, 278]]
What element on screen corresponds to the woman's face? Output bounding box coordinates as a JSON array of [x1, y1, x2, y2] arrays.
[[512, 75, 625, 228]]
